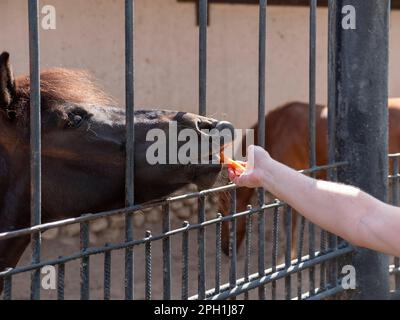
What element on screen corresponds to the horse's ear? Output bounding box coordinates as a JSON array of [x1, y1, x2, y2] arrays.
[[0, 52, 16, 110]]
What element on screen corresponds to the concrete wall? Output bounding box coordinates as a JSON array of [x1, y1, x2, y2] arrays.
[[1, 0, 399, 129]]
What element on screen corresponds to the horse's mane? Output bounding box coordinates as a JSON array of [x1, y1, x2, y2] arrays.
[[15, 68, 114, 111]]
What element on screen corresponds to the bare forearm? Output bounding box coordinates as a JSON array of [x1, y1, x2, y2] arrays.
[[232, 145, 400, 256], [261, 159, 378, 247]]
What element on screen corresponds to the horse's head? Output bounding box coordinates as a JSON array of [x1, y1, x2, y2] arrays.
[[0, 52, 233, 216]]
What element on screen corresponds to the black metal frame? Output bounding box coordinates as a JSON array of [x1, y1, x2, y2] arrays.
[[0, 0, 397, 300], [178, 0, 400, 9], [331, 0, 390, 299]]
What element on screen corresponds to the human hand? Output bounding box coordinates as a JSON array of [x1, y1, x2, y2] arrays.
[[228, 145, 272, 189]]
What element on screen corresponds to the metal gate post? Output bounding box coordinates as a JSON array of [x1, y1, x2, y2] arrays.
[[330, 0, 390, 299]]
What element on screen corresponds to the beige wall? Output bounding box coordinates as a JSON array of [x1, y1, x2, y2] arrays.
[[1, 0, 400, 129]]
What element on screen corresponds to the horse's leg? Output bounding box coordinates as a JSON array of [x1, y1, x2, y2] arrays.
[[220, 187, 254, 256]]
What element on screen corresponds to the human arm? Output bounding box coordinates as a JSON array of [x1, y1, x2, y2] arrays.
[[229, 145, 400, 256]]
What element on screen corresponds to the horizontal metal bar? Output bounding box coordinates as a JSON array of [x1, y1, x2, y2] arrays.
[[0, 161, 347, 242], [189, 246, 354, 300], [0, 198, 283, 244], [293, 284, 345, 300], [0, 188, 234, 241], [299, 161, 347, 175], [0, 203, 272, 278]]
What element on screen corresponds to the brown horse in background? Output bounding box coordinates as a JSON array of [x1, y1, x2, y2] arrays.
[[219, 100, 400, 256], [0, 52, 234, 294]]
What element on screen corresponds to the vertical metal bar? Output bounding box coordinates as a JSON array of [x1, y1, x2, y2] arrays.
[[296, 271, 303, 299], [257, 194, 265, 300], [327, 0, 336, 183], [215, 213, 222, 294], [284, 206, 292, 300], [308, 0, 317, 297], [182, 221, 189, 300], [57, 262, 65, 300], [307, 223, 315, 295], [3, 272, 12, 300], [319, 229, 327, 290], [80, 221, 90, 300], [393, 158, 399, 204], [392, 157, 400, 290], [320, 34, 328, 286], [198, 0, 207, 295], [327, 0, 338, 289], [162, 204, 171, 300], [199, 0, 207, 116], [124, 0, 135, 301], [392, 158, 399, 206], [332, 0, 390, 299], [258, 0, 267, 149], [309, 1, 317, 167], [297, 217, 305, 298], [271, 205, 280, 300], [257, 0, 267, 300], [327, 233, 338, 286], [104, 246, 111, 300], [28, 0, 41, 301], [197, 195, 206, 299], [229, 189, 237, 289], [394, 257, 400, 291], [145, 230, 152, 300], [244, 206, 253, 300]]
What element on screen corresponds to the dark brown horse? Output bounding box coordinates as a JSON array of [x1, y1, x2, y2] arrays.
[[0, 52, 233, 293], [219, 100, 400, 256]]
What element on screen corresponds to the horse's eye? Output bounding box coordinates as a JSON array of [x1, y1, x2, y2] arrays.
[[73, 115, 83, 126], [66, 113, 84, 128]]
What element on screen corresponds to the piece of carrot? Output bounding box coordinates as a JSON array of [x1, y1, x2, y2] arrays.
[[220, 152, 246, 172]]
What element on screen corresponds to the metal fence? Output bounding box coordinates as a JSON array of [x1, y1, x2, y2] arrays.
[[389, 154, 400, 299], [0, 0, 397, 300]]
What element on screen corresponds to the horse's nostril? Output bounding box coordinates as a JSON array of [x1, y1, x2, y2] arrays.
[[215, 121, 235, 143], [197, 120, 214, 131], [215, 121, 234, 133]]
